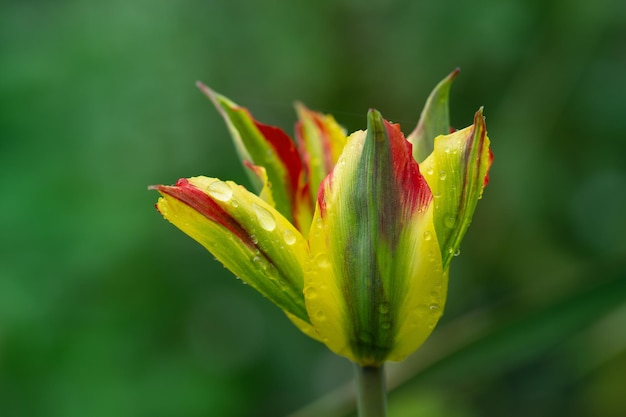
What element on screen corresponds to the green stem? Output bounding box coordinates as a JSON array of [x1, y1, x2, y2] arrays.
[[354, 363, 387, 417]]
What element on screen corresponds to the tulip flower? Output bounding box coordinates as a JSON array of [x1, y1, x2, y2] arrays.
[[150, 70, 492, 371]]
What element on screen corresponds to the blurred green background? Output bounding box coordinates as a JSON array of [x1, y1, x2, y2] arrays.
[[2, 0, 625, 416]]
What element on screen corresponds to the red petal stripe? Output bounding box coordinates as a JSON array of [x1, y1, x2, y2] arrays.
[[253, 120, 303, 199], [385, 120, 432, 215], [153, 179, 255, 248]]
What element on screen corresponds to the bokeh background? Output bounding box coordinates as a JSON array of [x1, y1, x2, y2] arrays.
[[2, 0, 626, 416]]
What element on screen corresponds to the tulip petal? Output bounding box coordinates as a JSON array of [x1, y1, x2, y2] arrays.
[[407, 69, 459, 163], [306, 110, 446, 365], [420, 109, 493, 270], [295, 103, 347, 204], [197, 83, 308, 229], [150, 177, 311, 325]]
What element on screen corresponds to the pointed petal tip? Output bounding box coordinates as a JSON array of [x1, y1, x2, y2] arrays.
[[148, 178, 192, 194], [294, 101, 307, 112], [366, 108, 385, 133], [474, 107, 486, 126], [294, 101, 315, 121], [196, 80, 212, 95], [196, 82, 225, 108]]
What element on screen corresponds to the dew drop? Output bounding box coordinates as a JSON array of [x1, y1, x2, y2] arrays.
[[424, 231, 432, 241], [429, 303, 440, 312], [207, 181, 232, 201], [316, 254, 330, 268], [426, 168, 434, 176], [231, 200, 239, 208], [251, 234, 258, 245], [315, 311, 326, 321], [439, 170, 447, 180], [444, 215, 456, 228], [305, 287, 318, 300], [283, 229, 297, 245], [252, 255, 268, 270], [453, 248, 461, 257], [252, 203, 276, 231]]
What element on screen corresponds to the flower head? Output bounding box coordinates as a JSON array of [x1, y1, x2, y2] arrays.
[[151, 70, 493, 365]]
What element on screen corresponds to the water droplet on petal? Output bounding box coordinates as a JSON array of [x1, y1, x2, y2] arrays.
[[444, 215, 456, 228], [207, 181, 232, 201], [439, 170, 447, 180], [424, 231, 432, 241], [426, 168, 434, 176], [231, 200, 239, 208], [283, 229, 297, 245], [305, 287, 318, 300], [429, 303, 440, 312], [252, 203, 276, 231], [316, 254, 330, 268], [453, 248, 461, 257], [378, 302, 390, 314]]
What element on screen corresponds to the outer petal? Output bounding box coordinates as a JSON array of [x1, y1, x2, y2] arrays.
[[197, 83, 309, 229], [150, 177, 317, 337], [420, 109, 493, 270], [295, 103, 347, 205], [407, 68, 459, 164], [305, 110, 446, 366]]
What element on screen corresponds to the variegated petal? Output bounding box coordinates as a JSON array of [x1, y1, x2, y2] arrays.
[[295, 103, 347, 205], [420, 109, 493, 270], [197, 83, 309, 229], [305, 110, 446, 366], [151, 177, 311, 327]]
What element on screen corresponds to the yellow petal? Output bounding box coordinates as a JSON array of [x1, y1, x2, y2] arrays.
[[151, 177, 310, 324]]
